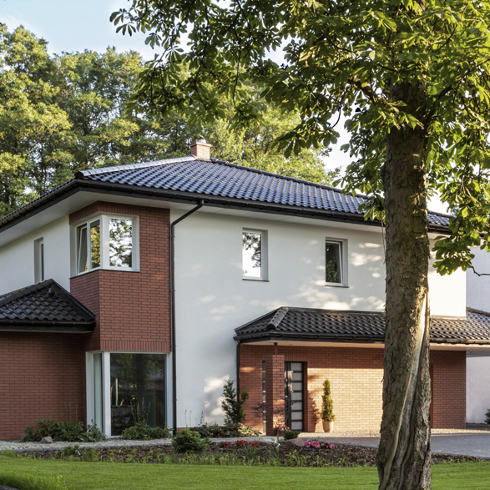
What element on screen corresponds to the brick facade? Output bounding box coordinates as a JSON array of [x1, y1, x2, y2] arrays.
[[70, 202, 171, 352], [0, 202, 172, 440], [239, 344, 466, 434], [264, 355, 285, 434], [0, 333, 88, 440]]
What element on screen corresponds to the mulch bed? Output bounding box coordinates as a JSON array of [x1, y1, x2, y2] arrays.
[[16, 440, 481, 467]]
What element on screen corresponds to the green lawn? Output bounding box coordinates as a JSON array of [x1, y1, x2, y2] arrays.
[[1, 455, 490, 489]]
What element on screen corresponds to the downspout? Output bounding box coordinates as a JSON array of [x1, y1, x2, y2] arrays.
[[170, 200, 204, 433]]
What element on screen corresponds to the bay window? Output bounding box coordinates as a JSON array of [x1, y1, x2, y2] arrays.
[[73, 214, 138, 275]]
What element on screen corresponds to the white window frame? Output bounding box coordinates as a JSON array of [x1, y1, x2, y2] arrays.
[[325, 238, 348, 287], [242, 229, 268, 281], [34, 237, 44, 283], [71, 213, 139, 276]]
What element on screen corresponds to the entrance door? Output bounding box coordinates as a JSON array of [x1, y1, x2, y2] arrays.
[[285, 362, 304, 431]]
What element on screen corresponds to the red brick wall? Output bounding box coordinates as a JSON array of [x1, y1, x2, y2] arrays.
[[265, 355, 285, 434], [0, 333, 87, 441], [431, 350, 466, 429], [239, 344, 466, 433], [70, 202, 171, 352]]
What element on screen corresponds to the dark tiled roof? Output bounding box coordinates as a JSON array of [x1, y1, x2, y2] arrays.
[[74, 157, 450, 229], [0, 156, 451, 231], [234, 307, 490, 345], [0, 279, 95, 333]]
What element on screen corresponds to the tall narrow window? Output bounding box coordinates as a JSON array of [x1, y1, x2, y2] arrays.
[[77, 225, 88, 273], [109, 218, 133, 267], [90, 220, 100, 269], [262, 361, 266, 434], [242, 230, 267, 280], [325, 240, 344, 285], [77, 219, 100, 273], [34, 238, 44, 283]]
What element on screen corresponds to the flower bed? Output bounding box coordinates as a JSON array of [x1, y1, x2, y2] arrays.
[[15, 440, 481, 467]]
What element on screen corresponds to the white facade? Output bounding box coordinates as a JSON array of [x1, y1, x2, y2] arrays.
[[172, 208, 467, 427], [467, 354, 490, 423], [0, 198, 470, 430], [466, 247, 490, 423], [0, 216, 70, 295]]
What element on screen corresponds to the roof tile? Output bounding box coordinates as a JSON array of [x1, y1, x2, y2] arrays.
[[76, 158, 450, 227], [0, 279, 95, 332], [234, 307, 490, 345]]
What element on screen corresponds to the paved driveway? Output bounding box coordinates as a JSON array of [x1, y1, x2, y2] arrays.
[[322, 431, 490, 459]]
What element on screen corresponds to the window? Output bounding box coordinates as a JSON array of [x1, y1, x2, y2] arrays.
[[242, 230, 268, 280], [86, 352, 166, 437], [74, 214, 138, 275], [34, 238, 44, 283], [325, 239, 346, 285]]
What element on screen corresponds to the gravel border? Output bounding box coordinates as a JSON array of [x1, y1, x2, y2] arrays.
[[0, 436, 278, 453], [1, 427, 488, 453]]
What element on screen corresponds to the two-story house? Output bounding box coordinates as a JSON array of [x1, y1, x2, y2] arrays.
[[1, 140, 490, 441]]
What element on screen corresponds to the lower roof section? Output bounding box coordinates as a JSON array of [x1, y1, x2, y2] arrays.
[[0, 279, 95, 333], [234, 307, 490, 347]]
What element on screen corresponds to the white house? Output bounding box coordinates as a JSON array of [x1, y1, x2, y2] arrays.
[[0, 140, 487, 440]]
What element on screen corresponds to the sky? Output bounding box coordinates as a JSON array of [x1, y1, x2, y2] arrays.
[[0, 0, 448, 213]]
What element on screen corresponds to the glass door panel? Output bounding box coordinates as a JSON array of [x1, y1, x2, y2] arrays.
[[110, 353, 166, 436], [285, 362, 304, 431], [93, 353, 103, 430]]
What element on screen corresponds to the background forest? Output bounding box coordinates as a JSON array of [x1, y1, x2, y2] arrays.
[[0, 24, 338, 216]]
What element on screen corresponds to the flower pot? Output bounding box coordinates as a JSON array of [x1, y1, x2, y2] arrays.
[[322, 420, 334, 433]]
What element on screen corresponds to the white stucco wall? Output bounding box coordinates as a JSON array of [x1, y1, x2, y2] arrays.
[[173, 210, 467, 427], [0, 216, 70, 294], [467, 246, 490, 313], [466, 248, 490, 423], [428, 248, 466, 318], [467, 354, 490, 423]]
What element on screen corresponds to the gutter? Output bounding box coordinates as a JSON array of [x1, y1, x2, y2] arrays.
[[0, 178, 452, 236], [170, 200, 205, 433]]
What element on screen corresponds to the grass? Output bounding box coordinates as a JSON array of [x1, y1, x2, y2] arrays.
[[1, 455, 490, 489]]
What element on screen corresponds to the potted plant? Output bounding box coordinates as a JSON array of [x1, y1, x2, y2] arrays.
[[321, 378, 335, 432]]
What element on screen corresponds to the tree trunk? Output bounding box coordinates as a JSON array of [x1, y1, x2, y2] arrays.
[[377, 80, 432, 490]]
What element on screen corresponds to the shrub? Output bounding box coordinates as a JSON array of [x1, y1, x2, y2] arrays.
[[191, 422, 260, 438], [55, 420, 85, 442], [20, 426, 41, 442], [37, 418, 58, 438], [284, 430, 301, 440], [221, 380, 249, 425], [81, 424, 106, 442], [21, 419, 105, 442], [172, 429, 210, 453], [321, 379, 335, 422], [121, 422, 170, 440]]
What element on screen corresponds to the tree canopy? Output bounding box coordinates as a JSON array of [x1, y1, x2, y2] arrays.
[[112, 0, 490, 272], [0, 24, 337, 216], [111, 1, 490, 488]]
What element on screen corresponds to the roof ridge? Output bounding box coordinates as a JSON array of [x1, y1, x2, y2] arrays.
[[77, 155, 198, 177], [209, 158, 364, 199], [268, 307, 289, 330]]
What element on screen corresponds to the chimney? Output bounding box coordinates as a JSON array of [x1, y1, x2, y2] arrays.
[[190, 139, 212, 160]]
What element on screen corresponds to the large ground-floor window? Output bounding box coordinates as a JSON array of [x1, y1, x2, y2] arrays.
[[86, 352, 167, 437]]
